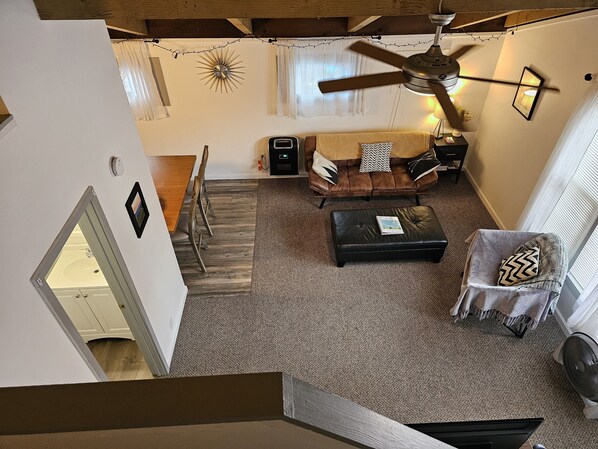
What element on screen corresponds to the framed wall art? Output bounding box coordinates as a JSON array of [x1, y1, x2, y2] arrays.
[[125, 182, 149, 238], [512, 67, 544, 121]]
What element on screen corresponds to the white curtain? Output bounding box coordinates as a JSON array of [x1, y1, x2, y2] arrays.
[[277, 39, 365, 118], [517, 77, 598, 336], [517, 78, 598, 231], [113, 41, 169, 121]]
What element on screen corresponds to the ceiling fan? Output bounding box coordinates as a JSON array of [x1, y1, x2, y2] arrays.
[[318, 13, 560, 131]]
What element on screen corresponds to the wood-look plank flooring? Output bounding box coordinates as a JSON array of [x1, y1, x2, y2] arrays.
[[173, 179, 258, 298], [88, 339, 153, 381]]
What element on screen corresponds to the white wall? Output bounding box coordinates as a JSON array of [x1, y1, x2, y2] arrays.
[[466, 10, 598, 229], [135, 35, 504, 179], [0, 0, 187, 386]]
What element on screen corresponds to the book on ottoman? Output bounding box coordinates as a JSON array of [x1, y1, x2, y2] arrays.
[[376, 216, 404, 235]]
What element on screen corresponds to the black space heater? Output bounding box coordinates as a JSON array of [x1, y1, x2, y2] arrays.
[[268, 136, 299, 175]]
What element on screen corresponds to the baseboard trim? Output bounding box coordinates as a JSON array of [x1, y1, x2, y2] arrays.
[[165, 285, 188, 368], [207, 172, 309, 181], [554, 307, 572, 337], [462, 167, 506, 230]]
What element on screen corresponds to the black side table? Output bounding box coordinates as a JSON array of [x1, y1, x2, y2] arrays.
[[433, 133, 468, 183]]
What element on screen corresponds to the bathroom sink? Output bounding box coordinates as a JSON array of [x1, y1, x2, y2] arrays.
[[64, 258, 104, 282]]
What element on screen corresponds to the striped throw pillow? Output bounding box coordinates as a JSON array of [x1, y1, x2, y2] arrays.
[[359, 142, 392, 173]]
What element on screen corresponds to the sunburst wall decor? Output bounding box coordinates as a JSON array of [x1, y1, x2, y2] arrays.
[[197, 48, 245, 93]]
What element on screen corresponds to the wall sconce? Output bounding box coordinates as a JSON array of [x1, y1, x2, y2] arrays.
[[433, 103, 446, 140]]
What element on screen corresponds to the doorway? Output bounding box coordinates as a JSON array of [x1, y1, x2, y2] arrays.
[[46, 224, 151, 380], [31, 187, 168, 380]]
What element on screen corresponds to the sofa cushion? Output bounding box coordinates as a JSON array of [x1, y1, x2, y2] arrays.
[[346, 165, 373, 193], [370, 165, 417, 194], [309, 165, 373, 197], [359, 142, 392, 173], [312, 151, 338, 185]]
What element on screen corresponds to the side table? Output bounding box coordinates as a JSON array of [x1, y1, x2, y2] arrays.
[[433, 133, 468, 183]]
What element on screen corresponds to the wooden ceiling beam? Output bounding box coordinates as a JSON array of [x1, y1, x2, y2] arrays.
[[33, 0, 598, 20], [504, 8, 585, 27], [347, 16, 381, 32], [450, 11, 519, 28], [105, 18, 148, 35], [227, 18, 253, 34]]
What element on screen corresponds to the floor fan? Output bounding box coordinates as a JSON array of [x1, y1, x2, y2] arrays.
[[559, 332, 598, 419]]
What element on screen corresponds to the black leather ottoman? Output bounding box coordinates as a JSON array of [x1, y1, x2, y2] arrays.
[[331, 206, 448, 267]]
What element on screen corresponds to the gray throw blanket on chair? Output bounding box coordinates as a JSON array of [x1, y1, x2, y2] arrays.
[[450, 230, 569, 331], [515, 233, 568, 309]]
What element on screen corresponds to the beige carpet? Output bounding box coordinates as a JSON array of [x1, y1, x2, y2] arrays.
[[169, 176, 597, 448]]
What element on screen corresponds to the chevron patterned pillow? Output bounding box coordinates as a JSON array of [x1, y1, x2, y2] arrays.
[[359, 142, 392, 173], [498, 246, 540, 286], [312, 151, 338, 185]]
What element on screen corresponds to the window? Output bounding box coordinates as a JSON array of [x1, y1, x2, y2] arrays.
[[112, 41, 169, 121], [541, 130, 598, 292], [277, 40, 365, 118]]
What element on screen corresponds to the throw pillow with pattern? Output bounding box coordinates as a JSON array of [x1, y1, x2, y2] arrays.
[[359, 141, 392, 173], [498, 246, 540, 286], [312, 151, 338, 185], [407, 149, 441, 182]]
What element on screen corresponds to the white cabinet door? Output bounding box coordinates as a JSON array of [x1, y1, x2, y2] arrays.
[[83, 288, 133, 340], [54, 288, 104, 338]]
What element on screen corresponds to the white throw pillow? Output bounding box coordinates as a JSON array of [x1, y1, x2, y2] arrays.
[[359, 142, 392, 173], [312, 151, 338, 185]]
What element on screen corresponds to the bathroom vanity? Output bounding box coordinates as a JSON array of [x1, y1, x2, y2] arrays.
[[52, 287, 133, 342], [46, 229, 134, 342]]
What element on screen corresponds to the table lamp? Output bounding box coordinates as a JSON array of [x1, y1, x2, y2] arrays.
[[433, 103, 446, 140]]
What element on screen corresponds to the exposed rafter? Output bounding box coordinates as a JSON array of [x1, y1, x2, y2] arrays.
[[450, 11, 519, 28], [348, 16, 381, 32], [33, 0, 598, 20], [105, 18, 148, 35], [227, 18, 253, 34], [504, 8, 583, 27]]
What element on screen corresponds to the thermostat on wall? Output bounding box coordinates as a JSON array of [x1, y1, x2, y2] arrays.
[[109, 156, 125, 176]]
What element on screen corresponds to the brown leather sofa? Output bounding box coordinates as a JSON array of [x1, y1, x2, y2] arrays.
[[304, 131, 437, 208]]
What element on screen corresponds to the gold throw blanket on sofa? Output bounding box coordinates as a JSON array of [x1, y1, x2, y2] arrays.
[[316, 131, 430, 161]]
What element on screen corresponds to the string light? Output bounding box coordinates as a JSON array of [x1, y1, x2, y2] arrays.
[[457, 29, 508, 42], [114, 31, 508, 59]]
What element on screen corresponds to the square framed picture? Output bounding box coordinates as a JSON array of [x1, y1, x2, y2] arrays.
[[512, 66, 544, 121], [125, 182, 150, 238]]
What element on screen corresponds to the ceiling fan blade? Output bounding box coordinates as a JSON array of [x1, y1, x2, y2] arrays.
[[319, 72, 407, 93], [348, 41, 407, 68], [459, 74, 560, 92], [428, 82, 468, 131], [448, 45, 478, 60]]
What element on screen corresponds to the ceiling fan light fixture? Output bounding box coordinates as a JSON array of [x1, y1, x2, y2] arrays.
[[404, 85, 434, 96]]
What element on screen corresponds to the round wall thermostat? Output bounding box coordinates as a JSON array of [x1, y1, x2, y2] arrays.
[[109, 156, 125, 176]]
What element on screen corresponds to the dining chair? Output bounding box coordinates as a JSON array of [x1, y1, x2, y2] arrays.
[[171, 176, 207, 272], [196, 145, 215, 236], [183, 145, 215, 236]]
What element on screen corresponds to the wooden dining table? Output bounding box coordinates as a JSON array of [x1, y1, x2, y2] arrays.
[[147, 155, 197, 234]]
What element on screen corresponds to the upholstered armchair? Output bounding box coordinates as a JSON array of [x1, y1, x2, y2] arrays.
[[450, 229, 568, 337]]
